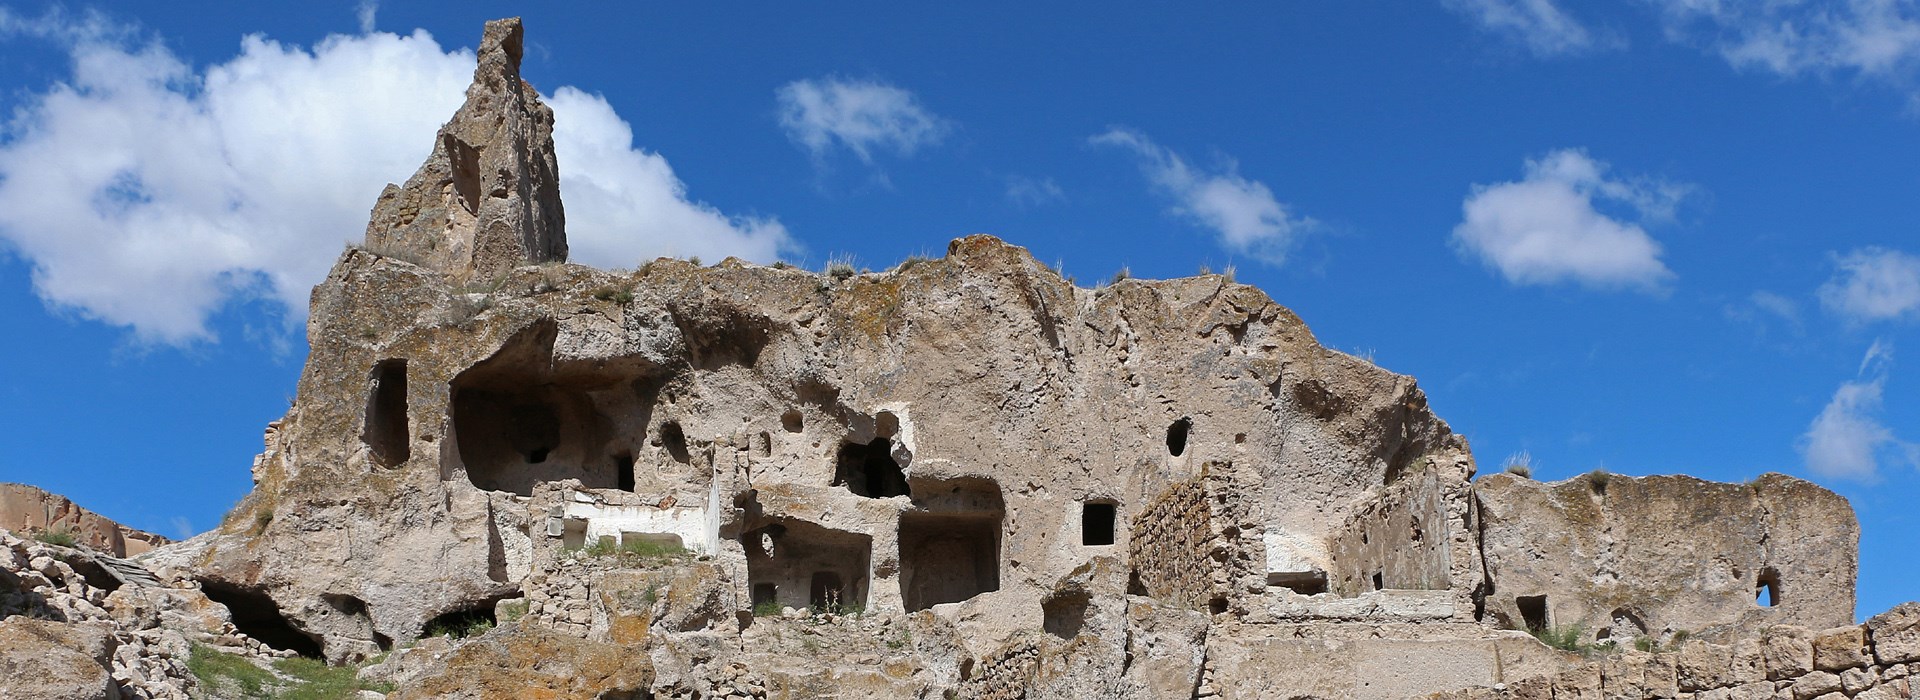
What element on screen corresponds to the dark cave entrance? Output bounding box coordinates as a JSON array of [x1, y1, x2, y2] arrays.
[[1081, 501, 1117, 546], [1516, 594, 1549, 632], [1167, 418, 1191, 457], [834, 437, 909, 498], [198, 580, 324, 658], [362, 359, 411, 467]]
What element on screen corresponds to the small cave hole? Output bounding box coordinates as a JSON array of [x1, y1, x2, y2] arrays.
[[526, 447, 549, 464], [1516, 594, 1549, 632], [423, 606, 497, 640], [834, 437, 910, 498], [1208, 597, 1228, 615], [198, 580, 324, 658], [614, 452, 635, 492], [362, 359, 411, 468], [1081, 501, 1117, 546], [752, 583, 777, 609], [1166, 418, 1191, 457], [1756, 568, 1781, 607], [661, 421, 690, 464], [1127, 570, 1149, 596], [1043, 593, 1091, 640], [781, 410, 804, 433], [757, 431, 772, 458], [809, 571, 846, 610], [1371, 571, 1384, 591]]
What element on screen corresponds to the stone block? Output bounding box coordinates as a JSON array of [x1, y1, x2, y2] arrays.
[[1731, 639, 1767, 683], [1787, 670, 1839, 699], [1762, 627, 1814, 680], [1811, 626, 1869, 671], [1866, 602, 1920, 665], [1677, 642, 1732, 690]]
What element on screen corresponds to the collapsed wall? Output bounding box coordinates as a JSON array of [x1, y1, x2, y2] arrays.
[[1477, 472, 1857, 644]]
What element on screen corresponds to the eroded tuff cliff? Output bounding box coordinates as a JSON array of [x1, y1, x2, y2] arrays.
[[113, 17, 1874, 700], [0, 483, 168, 558]]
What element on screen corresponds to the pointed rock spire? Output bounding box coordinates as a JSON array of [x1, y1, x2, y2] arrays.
[[363, 17, 566, 281]]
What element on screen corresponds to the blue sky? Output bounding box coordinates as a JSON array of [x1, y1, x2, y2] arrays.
[[1, 2, 1916, 618]]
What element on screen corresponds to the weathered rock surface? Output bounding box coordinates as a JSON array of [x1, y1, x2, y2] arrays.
[[1, 483, 168, 557], [1476, 472, 1857, 644], [362, 16, 565, 282], [11, 15, 1895, 700]]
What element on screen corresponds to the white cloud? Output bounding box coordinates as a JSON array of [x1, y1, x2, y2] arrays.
[[1801, 339, 1916, 480], [0, 17, 792, 345], [1650, 0, 1920, 80], [1451, 149, 1684, 292], [1443, 0, 1603, 56], [355, 1, 378, 34], [550, 88, 791, 266], [1004, 175, 1064, 208], [1818, 247, 1920, 324], [776, 77, 948, 164], [1092, 128, 1315, 265]]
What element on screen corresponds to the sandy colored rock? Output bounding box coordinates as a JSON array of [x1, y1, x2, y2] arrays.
[[23, 14, 1903, 700], [0, 617, 117, 700], [362, 17, 565, 282], [1867, 602, 1920, 665], [1811, 624, 1869, 671], [1476, 472, 1855, 646], [1, 483, 168, 556]]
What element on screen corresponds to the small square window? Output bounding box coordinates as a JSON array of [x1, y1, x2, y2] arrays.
[[1082, 502, 1116, 546]]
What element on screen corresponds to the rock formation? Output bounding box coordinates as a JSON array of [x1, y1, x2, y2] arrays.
[[0, 16, 1903, 700], [1, 483, 169, 557], [362, 17, 565, 283]]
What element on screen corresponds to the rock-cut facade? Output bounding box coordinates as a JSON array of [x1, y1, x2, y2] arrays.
[[42, 16, 1899, 700]]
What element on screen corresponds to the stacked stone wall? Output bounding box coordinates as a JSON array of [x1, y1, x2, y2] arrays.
[[1128, 474, 1221, 609], [1430, 602, 1920, 700]]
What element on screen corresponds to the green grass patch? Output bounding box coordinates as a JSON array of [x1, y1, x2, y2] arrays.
[[188, 644, 393, 699], [188, 644, 276, 697], [572, 536, 691, 565], [32, 529, 76, 547], [423, 611, 494, 640], [1530, 623, 1589, 653]]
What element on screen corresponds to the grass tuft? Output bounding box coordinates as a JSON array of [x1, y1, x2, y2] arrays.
[[32, 529, 76, 547]]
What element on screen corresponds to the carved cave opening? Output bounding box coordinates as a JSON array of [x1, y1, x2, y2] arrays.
[[1043, 591, 1090, 640], [198, 580, 324, 658], [660, 421, 690, 464], [834, 437, 909, 498], [743, 520, 871, 612], [1516, 594, 1549, 632], [615, 452, 635, 492], [363, 359, 410, 467], [1167, 417, 1191, 457], [1082, 501, 1116, 546], [1757, 567, 1781, 607], [1596, 607, 1646, 642], [900, 512, 1001, 611], [449, 323, 633, 496], [423, 605, 497, 640]]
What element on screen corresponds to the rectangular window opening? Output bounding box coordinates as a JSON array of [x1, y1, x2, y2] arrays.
[[1082, 501, 1117, 546]]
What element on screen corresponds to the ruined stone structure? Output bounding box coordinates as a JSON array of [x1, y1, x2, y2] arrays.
[[0, 17, 1902, 700]]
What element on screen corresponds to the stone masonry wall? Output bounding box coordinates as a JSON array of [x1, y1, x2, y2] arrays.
[[1129, 472, 1220, 609], [1429, 601, 1920, 700]]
